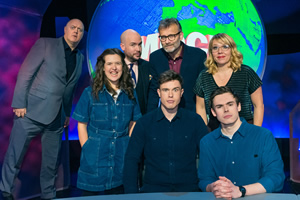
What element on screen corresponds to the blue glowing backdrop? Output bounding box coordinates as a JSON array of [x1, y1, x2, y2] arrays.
[[0, 0, 300, 198]]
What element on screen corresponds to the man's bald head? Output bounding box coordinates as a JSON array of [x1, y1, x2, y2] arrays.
[[120, 29, 140, 43], [120, 29, 142, 62], [64, 19, 84, 50], [66, 19, 84, 30]]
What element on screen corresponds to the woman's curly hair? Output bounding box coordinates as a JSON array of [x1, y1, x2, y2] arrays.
[[205, 33, 243, 75], [91, 48, 135, 101]]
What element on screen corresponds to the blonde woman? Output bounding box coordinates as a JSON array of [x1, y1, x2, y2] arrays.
[[194, 33, 264, 131]]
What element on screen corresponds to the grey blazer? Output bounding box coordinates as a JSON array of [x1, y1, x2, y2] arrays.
[[11, 37, 83, 125]]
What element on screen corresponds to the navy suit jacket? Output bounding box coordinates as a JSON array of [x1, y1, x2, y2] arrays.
[[135, 59, 152, 115], [147, 42, 206, 112], [11, 37, 83, 125]]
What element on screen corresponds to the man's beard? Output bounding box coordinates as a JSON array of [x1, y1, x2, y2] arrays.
[[163, 40, 181, 53]]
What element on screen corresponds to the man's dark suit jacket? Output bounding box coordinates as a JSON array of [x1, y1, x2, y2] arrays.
[[147, 42, 206, 112], [135, 59, 152, 115], [11, 37, 83, 124]]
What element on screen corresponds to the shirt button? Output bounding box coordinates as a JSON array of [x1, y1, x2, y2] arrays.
[[110, 167, 113, 169], [113, 129, 115, 132], [234, 182, 236, 185], [114, 116, 117, 119], [112, 142, 114, 145], [231, 141, 233, 144], [232, 161, 235, 164]]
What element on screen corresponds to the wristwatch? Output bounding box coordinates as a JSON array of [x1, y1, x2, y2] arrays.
[[239, 186, 246, 197]]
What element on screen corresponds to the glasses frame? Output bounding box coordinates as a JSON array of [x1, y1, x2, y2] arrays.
[[211, 44, 231, 53], [158, 31, 181, 42]]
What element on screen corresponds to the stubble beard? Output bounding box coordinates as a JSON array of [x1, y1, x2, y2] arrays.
[[163, 40, 181, 54]]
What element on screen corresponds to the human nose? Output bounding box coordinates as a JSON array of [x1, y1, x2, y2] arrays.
[[168, 90, 173, 97], [217, 47, 223, 53], [112, 64, 117, 69], [136, 45, 141, 51], [224, 105, 229, 112], [164, 37, 172, 43]]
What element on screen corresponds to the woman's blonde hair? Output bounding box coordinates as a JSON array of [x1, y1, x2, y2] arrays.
[[205, 33, 243, 75]]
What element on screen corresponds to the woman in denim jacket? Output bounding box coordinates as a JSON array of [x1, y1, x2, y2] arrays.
[[72, 48, 142, 195]]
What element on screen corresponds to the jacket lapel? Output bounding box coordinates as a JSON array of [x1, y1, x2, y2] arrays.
[[67, 52, 82, 84]]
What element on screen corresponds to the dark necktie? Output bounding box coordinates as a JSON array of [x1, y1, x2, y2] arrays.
[[129, 63, 136, 85]]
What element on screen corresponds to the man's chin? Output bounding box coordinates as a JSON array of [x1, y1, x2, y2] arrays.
[[134, 56, 140, 61], [70, 40, 79, 45], [129, 56, 140, 62], [165, 105, 178, 112], [163, 47, 175, 53]]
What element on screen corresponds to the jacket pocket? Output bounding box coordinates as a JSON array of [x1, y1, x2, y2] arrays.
[[91, 103, 109, 121], [79, 136, 100, 175], [29, 88, 47, 99]]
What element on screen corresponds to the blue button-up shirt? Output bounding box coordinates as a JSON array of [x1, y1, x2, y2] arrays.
[[123, 107, 208, 193], [198, 118, 285, 193], [72, 86, 141, 191]]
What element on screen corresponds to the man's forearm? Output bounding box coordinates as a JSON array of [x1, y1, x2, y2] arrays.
[[243, 183, 266, 196]]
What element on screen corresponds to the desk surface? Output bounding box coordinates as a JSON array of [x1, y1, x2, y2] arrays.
[[59, 192, 298, 200]]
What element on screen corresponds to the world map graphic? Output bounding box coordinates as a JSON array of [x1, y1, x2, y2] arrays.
[[87, 0, 266, 78]]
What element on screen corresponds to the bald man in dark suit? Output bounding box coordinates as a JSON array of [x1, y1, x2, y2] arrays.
[[120, 29, 152, 115]]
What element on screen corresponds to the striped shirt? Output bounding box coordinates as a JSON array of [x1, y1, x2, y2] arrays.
[[193, 65, 262, 120]]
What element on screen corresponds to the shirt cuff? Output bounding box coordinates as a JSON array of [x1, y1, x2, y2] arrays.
[[198, 180, 213, 192], [72, 112, 89, 122], [258, 177, 277, 193]]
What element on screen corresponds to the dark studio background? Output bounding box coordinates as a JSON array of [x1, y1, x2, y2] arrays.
[[0, 0, 300, 198]]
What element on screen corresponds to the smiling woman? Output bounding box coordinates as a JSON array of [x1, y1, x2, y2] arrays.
[[71, 48, 142, 195], [193, 33, 264, 131], [103, 54, 123, 89]]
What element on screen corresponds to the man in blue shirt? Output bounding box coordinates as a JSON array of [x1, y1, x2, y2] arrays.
[[198, 86, 285, 199], [123, 70, 208, 193]]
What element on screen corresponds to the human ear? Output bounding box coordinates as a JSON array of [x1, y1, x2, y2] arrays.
[[157, 89, 161, 98], [211, 108, 217, 117]]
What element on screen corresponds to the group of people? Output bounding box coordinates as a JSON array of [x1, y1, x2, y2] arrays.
[[0, 17, 284, 200]]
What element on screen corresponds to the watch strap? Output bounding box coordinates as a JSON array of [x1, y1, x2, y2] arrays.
[[239, 186, 246, 197]]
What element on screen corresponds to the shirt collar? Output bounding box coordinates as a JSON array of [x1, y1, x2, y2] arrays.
[[100, 85, 124, 93], [236, 117, 248, 137], [164, 42, 184, 60], [155, 107, 182, 122], [99, 85, 108, 93], [125, 58, 138, 66], [213, 117, 247, 140], [62, 37, 78, 52]]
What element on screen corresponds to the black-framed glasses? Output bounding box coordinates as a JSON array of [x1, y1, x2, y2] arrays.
[[158, 31, 181, 41], [212, 45, 230, 52]]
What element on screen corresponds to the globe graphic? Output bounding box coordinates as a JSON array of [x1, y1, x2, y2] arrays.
[[87, 0, 266, 78]]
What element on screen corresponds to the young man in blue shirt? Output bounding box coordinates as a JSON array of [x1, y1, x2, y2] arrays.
[[123, 70, 208, 193], [198, 86, 285, 199]]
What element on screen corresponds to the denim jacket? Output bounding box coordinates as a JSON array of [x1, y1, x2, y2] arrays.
[[72, 85, 141, 191]]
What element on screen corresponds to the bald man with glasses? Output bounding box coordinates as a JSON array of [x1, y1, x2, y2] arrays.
[[147, 18, 207, 113]]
